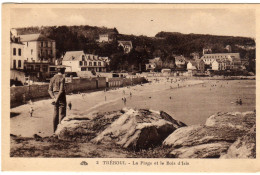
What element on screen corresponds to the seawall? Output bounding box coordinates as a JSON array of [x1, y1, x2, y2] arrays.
[[10, 77, 147, 108]]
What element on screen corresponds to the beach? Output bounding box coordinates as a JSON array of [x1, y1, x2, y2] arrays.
[[10, 78, 256, 138]]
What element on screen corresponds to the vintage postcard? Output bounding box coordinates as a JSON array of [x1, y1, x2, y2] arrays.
[[1, 3, 259, 172]]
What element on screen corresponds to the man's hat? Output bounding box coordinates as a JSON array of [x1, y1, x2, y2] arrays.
[[56, 65, 66, 70]]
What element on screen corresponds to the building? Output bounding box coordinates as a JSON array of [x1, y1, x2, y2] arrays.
[[201, 53, 241, 69], [202, 48, 212, 55], [11, 33, 56, 75], [10, 42, 25, 70], [19, 33, 56, 64], [97, 34, 115, 43], [97, 29, 118, 43], [62, 51, 107, 72], [212, 59, 231, 71], [225, 45, 232, 53], [118, 41, 133, 54], [174, 55, 187, 69], [145, 57, 162, 72], [187, 59, 205, 73], [190, 52, 200, 60], [187, 61, 197, 76]]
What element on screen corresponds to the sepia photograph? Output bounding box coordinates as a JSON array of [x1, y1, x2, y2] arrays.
[[2, 3, 259, 172]]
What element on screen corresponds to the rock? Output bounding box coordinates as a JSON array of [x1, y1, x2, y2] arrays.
[[205, 111, 255, 130], [92, 109, 186, 150], [163, 111, 255, 158], [220, 125, 256, 159], [55, 110, 124, 141], [167, 142, 231, 158], [163, 125, 246, 148]]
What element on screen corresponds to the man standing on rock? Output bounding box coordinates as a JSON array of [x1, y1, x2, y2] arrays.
[[48, 66, 67, 134]]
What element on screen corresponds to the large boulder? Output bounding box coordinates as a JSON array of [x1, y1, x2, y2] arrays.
[[163, 111, 255, 158], [205, 111, 255, 129], [55, 111, 124, 141], [167, 142, 231, 158], [220, 125, 256, 159], [92, 108, 186, 150]]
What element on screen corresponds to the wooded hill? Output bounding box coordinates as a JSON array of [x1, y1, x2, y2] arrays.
[[14, 25, 256, 72]]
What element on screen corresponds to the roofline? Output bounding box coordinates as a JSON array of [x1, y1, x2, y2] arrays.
[[10, 41, 24, 45]]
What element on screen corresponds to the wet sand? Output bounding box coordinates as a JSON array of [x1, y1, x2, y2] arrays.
[[10, 78, 255, 137]]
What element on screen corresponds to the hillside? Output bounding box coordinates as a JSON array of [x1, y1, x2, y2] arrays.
[[13, 26, 256, 72]]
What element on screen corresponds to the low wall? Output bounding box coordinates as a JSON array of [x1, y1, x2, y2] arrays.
[[107, 77, 147, 87], [11, 77, 146, 108], [11, 70, 26, 84]]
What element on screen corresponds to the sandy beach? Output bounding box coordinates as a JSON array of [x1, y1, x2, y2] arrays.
[[10, 78, 255, 138]]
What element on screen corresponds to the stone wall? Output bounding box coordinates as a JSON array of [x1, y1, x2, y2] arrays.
[[11, 77, 146, 108], [11, 70, 26, 84]]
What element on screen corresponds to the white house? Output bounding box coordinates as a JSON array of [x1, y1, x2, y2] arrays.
[[62, 51, 107, 72], [187, 61, 197, 70], [212, 59, 231, 71], [212, 60, 221, 71], [201, 53, 240, 66], [19, 33, 56, 64], [17, 33, 56, 73], [118, 41, 133, 54], [98, 34, 110, 43], [145, 57, 162, 71], [175, 55, 187, 68], [10, 42, 25, 70]]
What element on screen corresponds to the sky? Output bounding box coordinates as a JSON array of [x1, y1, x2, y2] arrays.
[[10, 8, 255, 38]]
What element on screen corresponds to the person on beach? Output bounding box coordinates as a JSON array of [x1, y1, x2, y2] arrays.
[[239, 98, 243, 105], [68, 101, 72, 110], [29, 106, 34, 117], [48, 66, 67, 134], [123, 97, 127, 106]]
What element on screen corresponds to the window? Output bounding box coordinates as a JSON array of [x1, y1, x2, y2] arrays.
[[98, 62, 101, 66], [35, 65, 41, 71], [13, 48, 16, 55], [18, 60, 21, 68], [41, 42, 43, 47], [82, 55, 85, 60], [18, 48, 22, 56], [13, 60, 16, 69], [27, 42, 28, 47], [89, 62, 92, 66], [50, 50, 53, 55], [43, 65, 48, 72], [79, 61, 83, 66], [81, 67, 87, 71], [31, 49, 33, 55], [94, 62, 97, 66]]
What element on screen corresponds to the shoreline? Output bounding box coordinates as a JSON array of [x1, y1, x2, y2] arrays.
[[10, 78, 255, 138]]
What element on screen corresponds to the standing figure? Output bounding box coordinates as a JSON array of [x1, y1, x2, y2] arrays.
[[123, 97, 127, 106], [239, 98, 243, 105], [48, 66, 67, 134], [29, 106, 34, 117], [68, 101, 72, 110]]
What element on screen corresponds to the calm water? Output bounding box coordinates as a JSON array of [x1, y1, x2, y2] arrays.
[[98, 80, 256, 125]]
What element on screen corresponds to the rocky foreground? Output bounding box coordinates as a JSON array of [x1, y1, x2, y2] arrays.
[[11, 108, 256, 158]]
